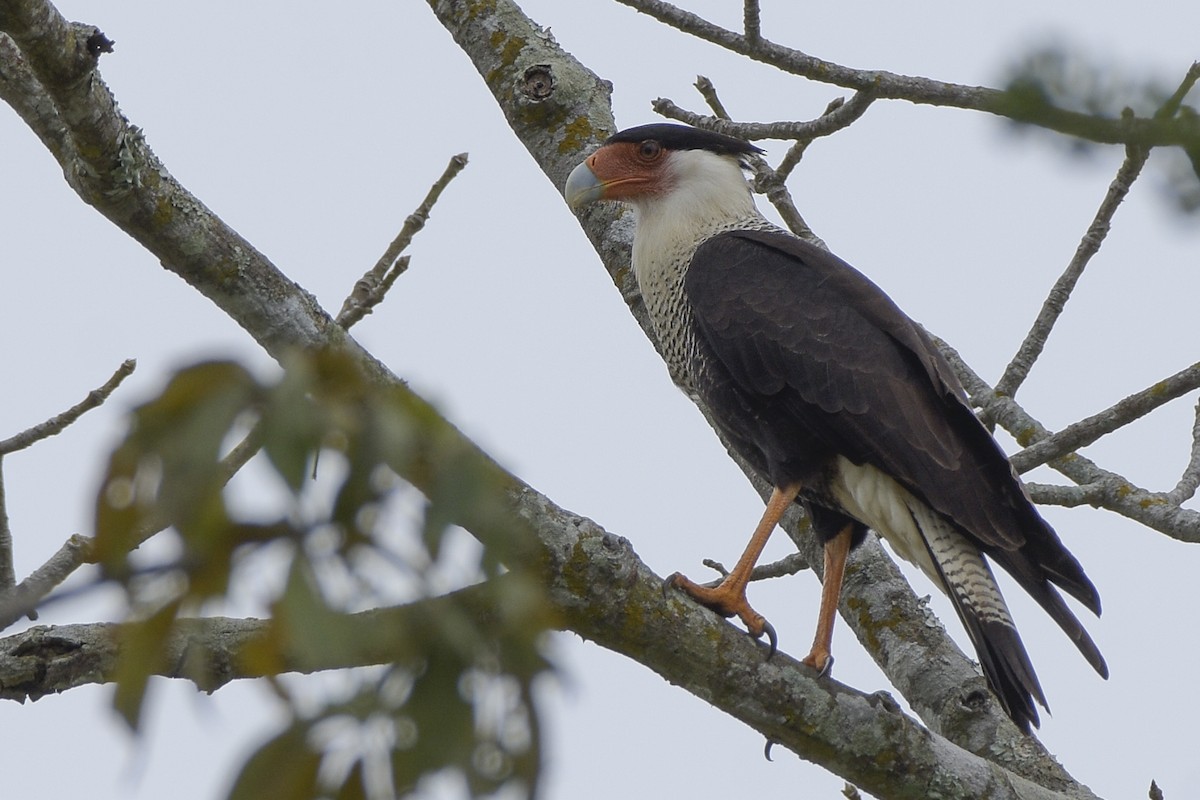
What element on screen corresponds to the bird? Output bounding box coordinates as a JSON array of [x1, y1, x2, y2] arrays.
[[564, 122, 1106, 732]]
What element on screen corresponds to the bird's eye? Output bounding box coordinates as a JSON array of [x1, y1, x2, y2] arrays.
[[638, 140, 662, 160]]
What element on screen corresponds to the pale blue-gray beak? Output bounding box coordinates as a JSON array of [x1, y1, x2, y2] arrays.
[[565, 160, 606, 210]]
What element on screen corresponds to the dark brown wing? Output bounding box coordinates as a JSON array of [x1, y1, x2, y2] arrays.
[[684, 229, 1104, 631]]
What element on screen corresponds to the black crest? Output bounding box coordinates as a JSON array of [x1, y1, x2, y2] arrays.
[[606, 123, 763, 157]]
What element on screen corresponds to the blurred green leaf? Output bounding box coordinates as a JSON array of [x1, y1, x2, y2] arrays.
[[260, 355, 326, 493], [332, 761, 367, 800], [226, 721, 322, 800], [999, 42, 1200, 213], [112, 597, 182, 731], [94, 360, 258, 577], [391, 650, 475, 795], [92, 349, 552, 798], [272, 549, 372, 672]]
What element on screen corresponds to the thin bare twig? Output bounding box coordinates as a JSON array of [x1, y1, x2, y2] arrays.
[[0, 535, 92, 628], [1167, 402, 1200, 505], [993, 137, 1149, 399], [336, 153, 469, 328], [616, 0, 1200, 148], [693, 75, 730, 120], [0, 359, 136, 455], [1011, 360, 1200, 472], [996, 64, 1200, 399], [652, 88, 875, 143], [937, 337, 1200, 543], [0, 359, 134, 598], [0, 460, 11, 592], [743, 0, 760, 44], [701, 551, 809, 585]]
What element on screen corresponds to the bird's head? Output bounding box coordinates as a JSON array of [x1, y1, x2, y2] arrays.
[[565, 124, 763, 214]]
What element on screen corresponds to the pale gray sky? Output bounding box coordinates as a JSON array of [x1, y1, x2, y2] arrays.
[[3, 1, 1199, 798]]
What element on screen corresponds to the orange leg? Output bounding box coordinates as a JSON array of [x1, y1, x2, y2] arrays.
[[666, 483, 802, 655], [800, 523, 853, 675]]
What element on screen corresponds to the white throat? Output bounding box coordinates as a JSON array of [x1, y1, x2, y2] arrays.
[[630, 149, 762, 286]]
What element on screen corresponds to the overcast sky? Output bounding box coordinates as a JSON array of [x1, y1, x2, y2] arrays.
[[3, 1, 1199, 798]]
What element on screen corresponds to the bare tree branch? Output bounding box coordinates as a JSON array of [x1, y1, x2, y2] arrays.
[[1167, 401, 1200, 505], [0, 535, 92, 628], [1012, 360, 1200, 472], [0, 359, 133, 599], [993, 138, 1149, 400], [0, 359, 136, 455], [701, 550, 809, 584], [996, 63, 1200, 399], [937, 338, 1200, 543], [336, 152, 469, 328], [742, 0, 760, 44], [614, 0, 1200, 148], [652, 87, 876, 143], [0, 460, 11, 593], [0, 545, 1088, 800]]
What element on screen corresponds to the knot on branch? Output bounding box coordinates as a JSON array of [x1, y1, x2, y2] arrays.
[[521, 65, 555, 101], [85, 29, 114, 58]]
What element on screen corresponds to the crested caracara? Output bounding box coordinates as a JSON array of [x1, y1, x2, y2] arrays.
[[565, 123, 1106, 732]]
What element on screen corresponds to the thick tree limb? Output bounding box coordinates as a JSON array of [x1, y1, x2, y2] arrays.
[[0, 519, 1088, 800], [0, 11, 348, 364]]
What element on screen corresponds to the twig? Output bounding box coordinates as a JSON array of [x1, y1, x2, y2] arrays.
[[1011, 360, 1200, 472], [0, 460, 11, 592], [0, 535, 92, 629], [1167, 402, 1200, 505], [0, 359, 134, 598], [743, 0, 760, 45], [1025, 482, 1106, 509], [701, 551, 809, 585], [936, 337, 1200, 543], [652, 87, 875, 143], [0, 358, 136, 455], [336, 153, 469, 328], [995, 64, 1200, 399], [615, 0, 1200, 148], [659, 81, 873, 247], [693, 74, 730, 120], [993, 135, 1148, 399]]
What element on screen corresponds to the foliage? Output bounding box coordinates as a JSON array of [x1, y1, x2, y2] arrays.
[[1002, 42, 1200, 210], [91, 350, 553, 799]]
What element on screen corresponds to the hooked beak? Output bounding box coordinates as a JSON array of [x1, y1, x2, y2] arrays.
[[565, 159, 606, 210]]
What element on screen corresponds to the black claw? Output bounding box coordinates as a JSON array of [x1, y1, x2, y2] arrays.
[[764, 738, 778, 761], [761, 619, 778, 659], [818, 654, 835, 678], [661, 572, 679, 599]]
